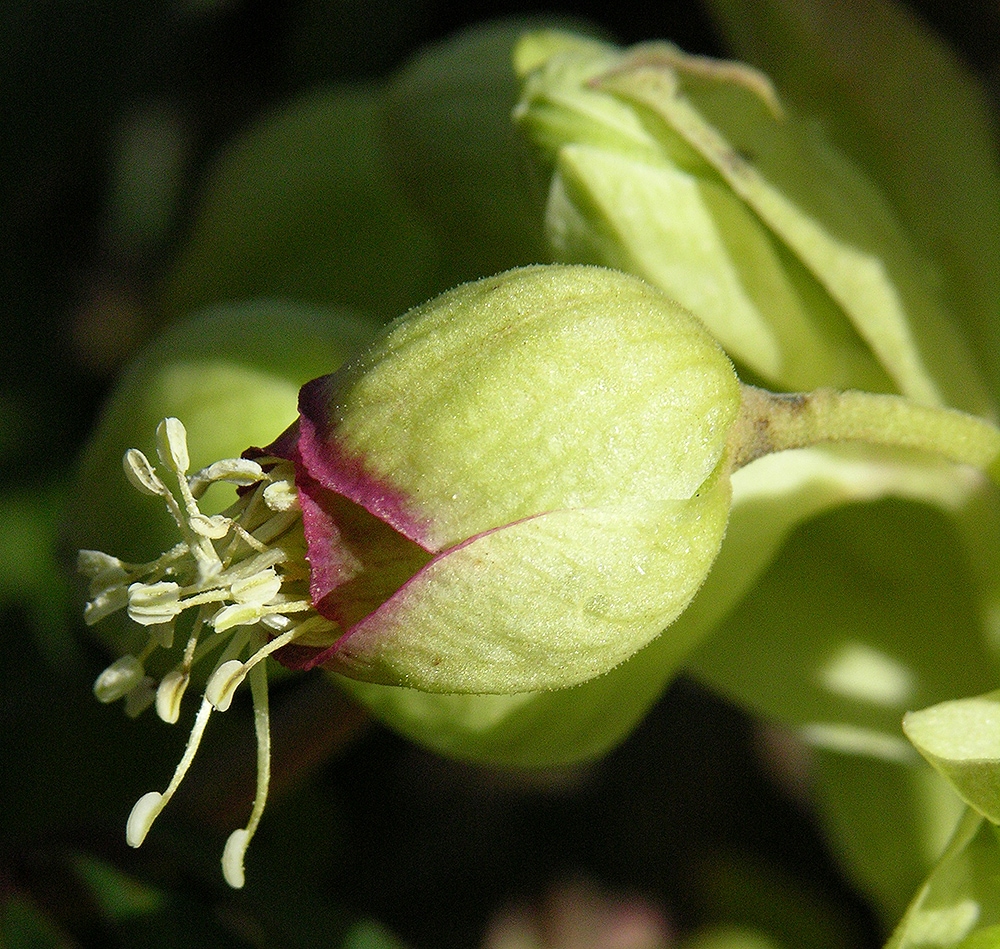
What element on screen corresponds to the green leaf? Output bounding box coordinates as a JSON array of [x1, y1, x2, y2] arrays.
[[956, 924, 1000, 948], [904, 692, 1000, 825], [71, 853, 166, 920], [812, 747, 966, 926], [379, 18, 570, 288], [341, 920, 410, 949], [882, 810, 1000, 949], [688, 482, 997, 749], [68, 301, 377, 565], [0, 895, 75, 949], [683, 928, 785, 949]]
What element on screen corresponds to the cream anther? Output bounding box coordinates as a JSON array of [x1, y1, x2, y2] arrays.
[[94, 655, 145, 704]]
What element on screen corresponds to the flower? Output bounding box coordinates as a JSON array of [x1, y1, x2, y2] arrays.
[[81, 263, 742, 886], [266, 263, 739, 693], [513, 31, 992, 415]]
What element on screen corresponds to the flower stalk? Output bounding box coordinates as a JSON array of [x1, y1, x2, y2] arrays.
[[730, 385, 1000, 483]]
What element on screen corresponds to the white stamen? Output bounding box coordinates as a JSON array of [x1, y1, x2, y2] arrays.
[[222, 657, 274, 889], [212, 603, 267, 633], [188, 458, 264, 498], [263, 479, 299, 511], [123, 448, 167, 497], [127, 791, 164, 847], [155, 667, 189, 724], [222, 829, 250, 889], [189, 512, 232, 539], [94, 655, 145, 703], [232, 569, 282, 605], [78, 549, 128, 589], [156, 417, 190, 474], [127, 694, 216, 847], [127, 581, 183, 626], [82, 421, 326, 888], [205, 659, 246, 712]]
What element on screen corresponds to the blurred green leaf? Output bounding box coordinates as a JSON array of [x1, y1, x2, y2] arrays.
[[683, 927, 785, 949], [341, 920, 410, 949], [688, 486, 999, 928], [812, 747, 965, 926], [67, 301, 377, 566], [162, 84, 440, 322], [688, 488, 997, 752], [0, 894, 75, 949], [957, 923, 1000, 948], [379, 18, 573, 288], [0, 482, 77, 671], [695, 850, 864, 949], [883, 810, 1000, 948], [71, 853, 166, 920]]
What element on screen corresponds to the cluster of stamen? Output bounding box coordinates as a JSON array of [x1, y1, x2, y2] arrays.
[[79, 418, 334, 888]]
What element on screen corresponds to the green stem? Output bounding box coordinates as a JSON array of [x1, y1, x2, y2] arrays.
[[730, 385, 1000, 486]]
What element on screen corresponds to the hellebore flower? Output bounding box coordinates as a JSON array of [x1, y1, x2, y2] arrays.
[[80, 264, 742, 886], [79, 264, 1000, 887]]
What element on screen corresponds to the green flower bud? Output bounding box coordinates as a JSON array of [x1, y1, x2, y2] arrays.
[[78, 264, 1000, 883], [513, 31, 992, 415], [270, 263, 740, 693], [78, 265, 740, 884]]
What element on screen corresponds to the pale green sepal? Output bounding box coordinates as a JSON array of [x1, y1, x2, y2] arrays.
[[335, 445, 975, 766], [904, 691, 1000, 825], [512, 34, 692, 173], [333, 485, 731, 693], [332, 265, 739, 551], [513, 29, 610, 78], [703, 0, 1000, 410], [599, 61, 989, 412], [547, 143, 888, 391]]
